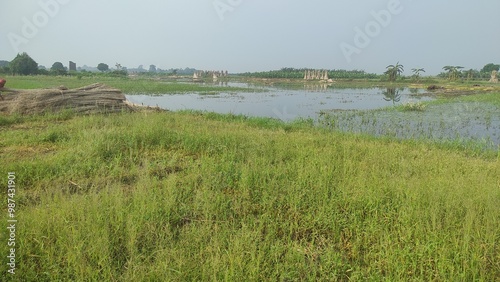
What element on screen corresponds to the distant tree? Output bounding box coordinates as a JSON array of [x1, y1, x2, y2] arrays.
[[115, 63, 122, 71], [51, 62, 66, 74], [443, 66, 463, 80], [480, 63, 500, 74], [0, 66, 9, 74], [465, 69, 479, 80], [411, 68, 425, 82], [0, 61, 9, 74], [149, 65, 157, 73], [385, 62, 404, 82], [38, 68, 50, 75], [97, 63, 109, 72], [51, 62, 65, 70], [9, 52, 38, 75]]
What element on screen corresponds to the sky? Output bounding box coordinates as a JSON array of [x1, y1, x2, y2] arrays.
[[1, 0, 499, 75]]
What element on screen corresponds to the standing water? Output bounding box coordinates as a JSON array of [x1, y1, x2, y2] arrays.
[[126, 83, 429, 121], [125, 82, 499, 150]]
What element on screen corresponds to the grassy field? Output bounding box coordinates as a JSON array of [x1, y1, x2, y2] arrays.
[[5, 75, 500, 95], [1, 75, 256, 94], [0, 106, 499, 280]]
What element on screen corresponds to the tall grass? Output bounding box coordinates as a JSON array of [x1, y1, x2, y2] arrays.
[[0, 110, 499, 281]]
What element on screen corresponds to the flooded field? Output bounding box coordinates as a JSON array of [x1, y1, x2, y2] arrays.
[[320, 102, 500, 150], [126, 83, 430, 120], [126, 83, 500, 149]]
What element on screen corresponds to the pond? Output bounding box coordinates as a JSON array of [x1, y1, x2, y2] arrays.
[[125, 83, 430, 121], [125, 83, 500, 150]]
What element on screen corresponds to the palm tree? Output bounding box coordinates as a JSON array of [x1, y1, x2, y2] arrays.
[[411, 68, 425, 82], [385, 62, 404, 82], [443, 66, 463, 80], [465, 69, 475, 80]]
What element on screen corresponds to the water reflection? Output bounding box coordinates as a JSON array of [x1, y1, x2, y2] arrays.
[[382, 88, 402, 105], [409, 88, 420, 95], [212, 81, 229, 87], [303, 84, 331, 92]]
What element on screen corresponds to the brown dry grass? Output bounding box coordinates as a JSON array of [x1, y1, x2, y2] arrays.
[[0, 83, 133, 115]]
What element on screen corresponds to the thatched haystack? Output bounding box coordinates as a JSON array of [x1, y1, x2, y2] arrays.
[[0, 83, 134, 115]]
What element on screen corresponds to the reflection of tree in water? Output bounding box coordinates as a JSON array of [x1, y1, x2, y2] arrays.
[[409, 88, 419, 95], [383, 88, 402, 104]]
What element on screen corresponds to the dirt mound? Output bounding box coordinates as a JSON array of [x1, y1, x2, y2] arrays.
[[427, 85, 445, 91], [0, 83, 135, 115]]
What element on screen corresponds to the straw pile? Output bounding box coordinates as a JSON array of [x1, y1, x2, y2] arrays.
[[0, 83, 134, 115]]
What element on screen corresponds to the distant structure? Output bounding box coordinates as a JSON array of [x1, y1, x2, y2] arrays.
[[69, 61, 76, 72], [193, 70, 229, 82], [490, 70, 498, 83], [304, 69, 333, 83]]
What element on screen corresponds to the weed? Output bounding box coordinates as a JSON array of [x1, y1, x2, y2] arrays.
[[401, 101, 427, 111]]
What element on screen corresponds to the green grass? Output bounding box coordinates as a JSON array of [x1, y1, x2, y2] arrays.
[[458, 91, 500, 107], [400, 101, 427, 112], [0, 109, 499, 281], [410, 90, 500, 117], [2, 75, 258, 94]]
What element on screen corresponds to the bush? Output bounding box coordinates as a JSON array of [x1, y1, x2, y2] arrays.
[[402, 101, 426, 112]]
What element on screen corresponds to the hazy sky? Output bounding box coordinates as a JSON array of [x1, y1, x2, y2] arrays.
[[1, 0, 499, 75]]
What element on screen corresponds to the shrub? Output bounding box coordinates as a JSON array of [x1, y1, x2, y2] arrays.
[[402, 101, 426, 112]]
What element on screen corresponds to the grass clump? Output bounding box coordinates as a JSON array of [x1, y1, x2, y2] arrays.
[[0, 110, 499, 281], [401, 100, 427, 112]]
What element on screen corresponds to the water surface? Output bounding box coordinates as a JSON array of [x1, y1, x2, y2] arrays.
[[125, 83, 499, 149], [126, 84, 429, 121]]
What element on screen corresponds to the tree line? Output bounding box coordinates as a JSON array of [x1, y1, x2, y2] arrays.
[[240, 68, 379, 80], [0, 53, 115, 76], [384, 62, 499, 82], [1, 53, 499, 81]]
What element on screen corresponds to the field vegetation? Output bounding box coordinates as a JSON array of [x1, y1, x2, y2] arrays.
[[1, 74, 499, 280], [0, 104, 499, 280], [1, 75, 255, 94]]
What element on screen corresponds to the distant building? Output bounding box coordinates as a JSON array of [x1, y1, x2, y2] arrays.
[[69, 61, 76, 72]]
